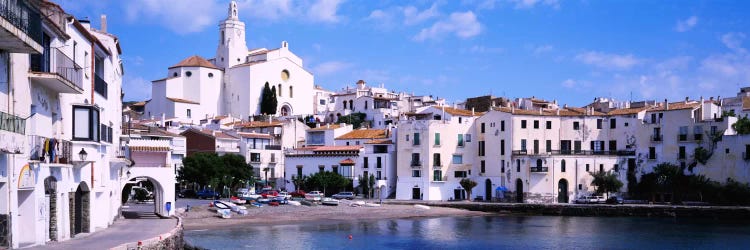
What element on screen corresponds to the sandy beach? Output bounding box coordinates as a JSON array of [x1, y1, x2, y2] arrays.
[[180, 200, 488, 230]]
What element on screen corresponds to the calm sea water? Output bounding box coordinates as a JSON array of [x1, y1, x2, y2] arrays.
[[184, 215, 750, 249]]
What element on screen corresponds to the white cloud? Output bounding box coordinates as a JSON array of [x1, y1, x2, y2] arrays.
[[508, 0, 560, 9], [414, 11, 482, 41], [675, 16, 698, 32], [124, 0, 222, 34], [403, 3, 440, 25], [721, 32, 747, 53], [122, 75, 152, 101], [574, 51, 641, 70], [313, 61, 352, 76], [307, 0, 345, 23]]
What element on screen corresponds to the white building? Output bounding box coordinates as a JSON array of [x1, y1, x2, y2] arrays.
[[145, 1, 314, 122]]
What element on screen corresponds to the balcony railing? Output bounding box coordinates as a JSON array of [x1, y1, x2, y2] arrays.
[[651, 134, 662, 142], [411, 160, 422, 167], [29, 135, 73, 164], [678, 134, 687, 141], [530, 166, 548, 173], [30, 48, 83, 89], [250, 157, 261, 163], [433, 175, 445, 182], [512, 150, 528, 155], [0, 0, 42, 44], [526, 150, 637, 156], [94, 74, 108, 99], [0, 111, 25, 134], [265, 145, 282, 150]]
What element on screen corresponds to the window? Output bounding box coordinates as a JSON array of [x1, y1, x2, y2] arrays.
[[546, 121, 552, 129], [433, 153, 441, 166], [374, 145, 388, 153], [501, 160, 505, 173], [521, 120, 527, 129], [501, 120, 505, 131], [521, 139, 527, 151], [480, 160, 485, 173], [649, 147, 656, 159], [434, 133, 441, 146], [599, 164, 604, 173], [516, 159, 521, 172], [533, 120, 539, 129], [679, 146, 686, 159], [319, 165, 325, 173], [573, 122, 580, 130], [186, 109, 191, 118], [481, 123, 486, 133], [411, 153, 421, 166], [625, 122, 629, 127], [465, 134, 472, 142], [596, 119, 602, 129], [533, 140, 539, 154], [332, 165, 339, 174], [208, 72, 214, 78], [296, 165, 303, 177], [561, 160, 566, 172], [546, 140, 551, 153], [500, 140, 505, 155], [614, 164, 619, 172], [406, 134, 409, 141], [433, 170, 443, 181], [73, 106, 100, 141], [679, 126, 688, 141], [412, 170, 421, 177], [478, 141, 485, 156], [363, 157, 369, 168], [574, 141, 581, 152], [457, 134, 464, 147], [364, 101, 368, 110], [185, 71, 192, 77], [413, 133, 420, 145], [578, 184, 583, 190], [610, 118, 616, 129], [377, 157, 382, 168], [319, 99, 326, 105], [454, 171, 468, 178], [250, 153, 261, 162], [586, 164, 590, 172], [289, 86, 293, 98], [343, 101, 347, 109], [376, 171, 382, 180], [278, 84, 282, 96], [452, 154, 463, 164], [609, 140, 617, 151]]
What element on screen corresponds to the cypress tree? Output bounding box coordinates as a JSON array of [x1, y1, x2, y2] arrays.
[[269, 85, 278, 115]]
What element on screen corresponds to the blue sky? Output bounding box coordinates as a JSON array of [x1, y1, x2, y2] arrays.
[[58, 0, 750, 106]]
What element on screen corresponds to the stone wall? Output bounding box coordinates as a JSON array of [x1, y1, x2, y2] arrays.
[[110, 217, 183, 250]]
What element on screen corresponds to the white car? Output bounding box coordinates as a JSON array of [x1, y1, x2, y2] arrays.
[[575, 195, 605, 204], [278, 191, 292, 199], [236, 188, 261, 200], [305, 191, 323, 201]]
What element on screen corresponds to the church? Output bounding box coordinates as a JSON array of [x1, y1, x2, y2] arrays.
[[144, 1, 314, 124]]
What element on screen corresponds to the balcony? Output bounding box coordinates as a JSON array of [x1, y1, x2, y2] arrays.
[[265, 144, 282, 150], [651, 134, 662, 142], [678, 134, 687, 142], [411, 160, 422, 167], [0, 110, 25, 134], [530, 166, 548, 173], [512, 150, 528, 155], [432, 176, 445, 182], [29, 48, 83, 93], [0, 0, 42, 53], [28, 135, 73, 164], [94, 74, 108, 99]]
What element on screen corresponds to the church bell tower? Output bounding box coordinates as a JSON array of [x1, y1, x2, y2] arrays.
[[215, 1, 248, 69]]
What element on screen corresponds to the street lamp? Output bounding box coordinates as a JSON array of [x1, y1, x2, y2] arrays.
[[78, 148, 88, 161]]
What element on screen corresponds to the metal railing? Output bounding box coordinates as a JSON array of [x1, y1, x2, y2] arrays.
[[530, 166, 548, 173], [94, 74, 108, 99], [265, 145, 282, 150], [512, 150, 528, 155], [30, 48, 83, 89], [411, 160, 422, 167], [28, 135, 72, 164], [433, 175, 445, 182], [547, 150, 636, 156], [0, 111, 25, 134], [0, 0, 42, 44]]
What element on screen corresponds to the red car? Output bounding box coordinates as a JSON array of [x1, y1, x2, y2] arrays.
[[260, 190, 279, 198]]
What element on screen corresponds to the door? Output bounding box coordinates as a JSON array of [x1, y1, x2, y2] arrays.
[[74, 187, 83, 234], [533, 140, 539, 154], [558, 179, 569, 203], [412, 187, 421, 200], [485, 179, 492, 201], [515, 179, 523, 203]]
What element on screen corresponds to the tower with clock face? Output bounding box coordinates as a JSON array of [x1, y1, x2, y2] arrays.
[[215, 0, 248, 69]]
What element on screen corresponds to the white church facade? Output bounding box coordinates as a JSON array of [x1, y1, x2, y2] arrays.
[[145, 1, 314, 124]]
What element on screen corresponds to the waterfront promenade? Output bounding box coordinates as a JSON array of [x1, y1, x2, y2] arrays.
[[26, 203, 177, 250]]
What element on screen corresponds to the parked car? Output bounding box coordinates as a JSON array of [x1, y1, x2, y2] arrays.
[[271, 196, 288, 204], [575, 195, 605, 204], [178, 189, 197, 198], [290, 190, 307, 198], [606, 196, 624, 204], [197, 189, 219, 199], [332, 192, 355, 200], [305, 191, 323, 201], [236, 188, 261, 200], [278, 191, 292, 199], [260, 190, 279, 198]]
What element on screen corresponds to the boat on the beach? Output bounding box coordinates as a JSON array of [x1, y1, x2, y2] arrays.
[[349, 201, 365, 207], [321, 198, 339, 206], [230, 196, 246, 204], [363, 203, 381, 207], [288, 200, 301, 206], [414, 204, 430, 210], [217, 209, 232, 219]]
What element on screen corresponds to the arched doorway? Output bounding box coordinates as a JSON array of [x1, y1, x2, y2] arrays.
[[44, 177, 57, 241], [515, 179, 523, 203], [280, 104, 291, 116], [485, 179, 492, 201], [558, 179, 569, 203], [121, 175, 172, 217], [71, 182, 90, 236]]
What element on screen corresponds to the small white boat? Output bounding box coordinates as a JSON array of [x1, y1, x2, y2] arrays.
[[363, 203, 381, 207], [230, 197, 246, 204], [217, 209, 232, 219], [288, 200, 301, 206], [414, 204, 430, 210], [350, 201, 365, 207], [321, 198, 339, 206]]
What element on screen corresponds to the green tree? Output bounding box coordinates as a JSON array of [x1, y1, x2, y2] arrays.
[[292, 174, 307, 192], [220, 154, 254, 191], [336, 112, 368, 129], [732, 115, 750, 135], [305, 171, 351, 196], [590, 171, 624, 198], [179, 152, 223, 188], [459, 178, 478, 200], [260, 82, 278, 115], [269, 85, 278, 115]]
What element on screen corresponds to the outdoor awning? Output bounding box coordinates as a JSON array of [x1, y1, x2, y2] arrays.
[[495, 186, 508, 191]]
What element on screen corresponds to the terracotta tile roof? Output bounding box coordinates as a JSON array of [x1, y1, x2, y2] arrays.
[[214, 131, 239, 140], [237, 132, 273, 139], [166, 97, 199, 104], [339, 158, 356, 165], [313, 145, 363, 151], [743, 96, 750, 110], [336, 129, 387, 140], [130, 146, 170, 152], [432, 106, 484, 117], [169, 55, 219, 69], [606, 107, 649, 116], [233, 121, 282, 128], [365, 139, 393, 144], [308, 124, 343, 131], [647, 101, 700, 112], [491, 107, 606, 116]]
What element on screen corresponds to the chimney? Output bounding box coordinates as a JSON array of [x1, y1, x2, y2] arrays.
[[664, 99, 669, 110], [472, 107, 475, 116], [100, 15, 107, 33], [556, 109, 560, 116], [79, 18, 91, 29]]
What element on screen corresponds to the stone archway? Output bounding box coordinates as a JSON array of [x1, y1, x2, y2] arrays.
[[44, 176, 57, 241], [121, 173, 174, 217], [558, 179, 569, 203], [70, 182, 90, 236], [280, 104, 292, 116]]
